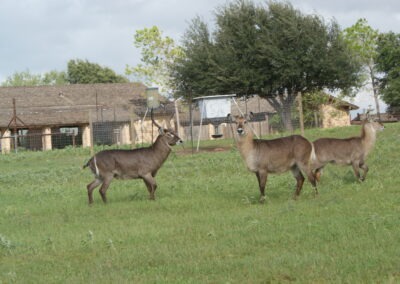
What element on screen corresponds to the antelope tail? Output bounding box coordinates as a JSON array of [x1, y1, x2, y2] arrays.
[[93, 155, 100, 177], [82, 155, 100, 177], [310, 142, 317, 162], [308, 142, 317, 170]]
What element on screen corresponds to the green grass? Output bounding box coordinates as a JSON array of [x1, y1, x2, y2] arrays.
[[0, 123, 399, 283]]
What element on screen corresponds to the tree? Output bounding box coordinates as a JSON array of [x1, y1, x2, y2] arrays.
[[126, 26, 184, 95], [1, 69, 68, 86], [173, 1, 361, 130], [376, 32, 400, 113], [343, 18, 381, 119], [1, 60, 125, 86], [1, 70, 43, 86], [171, 17, 217, 99], [67, 59, 128, 84], [42, 70, 68, 85]]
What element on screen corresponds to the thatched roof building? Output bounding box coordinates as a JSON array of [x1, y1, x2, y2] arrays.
[[0, 83, 174, 129]]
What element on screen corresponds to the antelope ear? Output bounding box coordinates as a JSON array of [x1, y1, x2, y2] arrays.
[[158, 127, 164, 135], [249, 112, 254, 120]]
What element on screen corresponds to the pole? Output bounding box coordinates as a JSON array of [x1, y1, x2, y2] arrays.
[[89, 110, 94, 156], [297, 92, 305, 136], [174, 98, 182, 138], [13, 99, 18, 153], [189, 95, 194, 154], [196, 100, 205, 152], [130, 105, 136, 149]]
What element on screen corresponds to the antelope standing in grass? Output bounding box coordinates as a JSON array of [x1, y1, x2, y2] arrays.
[[312, 120, 384, 182], [230, 114, 317, 202], [83, 110, 183, 204]]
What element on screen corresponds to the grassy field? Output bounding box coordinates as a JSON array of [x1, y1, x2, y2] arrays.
[[0, 123, 399, 283]]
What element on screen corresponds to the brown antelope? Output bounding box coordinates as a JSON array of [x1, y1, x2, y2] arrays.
[[83, 110, 183, 204], [230, 114, 317, 202], [312, 120, 384, 182]]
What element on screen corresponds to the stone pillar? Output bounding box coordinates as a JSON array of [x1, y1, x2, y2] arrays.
[[82, 125, 91, 148], [42, 127, 52, 151], [120, 123, 131, 145], [1, 129, 12, 154]]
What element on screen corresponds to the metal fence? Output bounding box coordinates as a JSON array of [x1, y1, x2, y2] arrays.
[[0, 94, 304, 154]]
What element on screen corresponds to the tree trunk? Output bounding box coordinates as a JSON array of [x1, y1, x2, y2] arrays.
[[280, 92, 294, 133], [266, 91, 295, 133], [281, 106, 293, 133], [370, 66, 381, 121]]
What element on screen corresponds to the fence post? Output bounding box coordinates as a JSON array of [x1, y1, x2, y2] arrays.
[[130, 105, 137, 149], [297, 92, 305, 136], [174, 99, 182, 139], [89, 110, 94, 156]]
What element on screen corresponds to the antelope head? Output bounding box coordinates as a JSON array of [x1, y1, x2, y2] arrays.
[[228, 113, 253, 136], [151, 108, 183, 146], [367, 120, 385, 133]]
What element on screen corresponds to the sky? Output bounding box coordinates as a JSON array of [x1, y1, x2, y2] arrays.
[[1, 0, 400, 114]]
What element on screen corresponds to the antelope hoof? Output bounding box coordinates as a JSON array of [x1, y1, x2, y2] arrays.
[[259, 195, 266, 203]]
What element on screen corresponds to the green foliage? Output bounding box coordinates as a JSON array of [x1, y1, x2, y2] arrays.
[[343, 18, 379, 67], [41, 70, 69, 85], [302, 92, 331, 127], [173, 1, 361, 131], [1, 70, 42, 86], [342, 18, 382, 114], [376, 32, 400, 110], [173, 1, 361, 99], [67, 59, 129, 84], [171, 17, 216, 98], [0, 124, 399, 282], [126, 26, 184, 94], [0, 70, 66, 87], [1, 60, 127, 86]]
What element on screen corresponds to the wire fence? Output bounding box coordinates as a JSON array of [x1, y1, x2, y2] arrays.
[[1, 93, 352, 154]]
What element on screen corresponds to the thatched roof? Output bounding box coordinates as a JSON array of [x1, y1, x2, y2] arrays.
[[325, 94, 359, 111], [0, 83, 175, 129]]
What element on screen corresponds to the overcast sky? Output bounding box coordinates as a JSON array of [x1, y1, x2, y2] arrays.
[[1, 0, 399, 112]]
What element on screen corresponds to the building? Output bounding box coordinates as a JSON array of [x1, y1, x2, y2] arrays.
[[319, 95, 359, 128], [0, 83, 175, 153]]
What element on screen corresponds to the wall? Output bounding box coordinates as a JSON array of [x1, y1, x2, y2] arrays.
[[320, 104, 350, 128]]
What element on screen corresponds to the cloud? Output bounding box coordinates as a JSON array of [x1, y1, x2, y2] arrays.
[[0, 0, 399, 114]]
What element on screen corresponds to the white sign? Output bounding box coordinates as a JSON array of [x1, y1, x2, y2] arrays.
[[199, 97, 231, 119]]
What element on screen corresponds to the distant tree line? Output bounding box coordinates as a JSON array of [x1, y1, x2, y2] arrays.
[[1, 59, 128, 87]]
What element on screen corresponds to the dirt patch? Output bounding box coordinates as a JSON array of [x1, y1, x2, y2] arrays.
[[176, 145, 233, 155]]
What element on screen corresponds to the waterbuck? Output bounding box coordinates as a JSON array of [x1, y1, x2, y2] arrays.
[[83, 111, 183, 204], [230, 114, 317, 202], [312, 120, 384, 182]]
